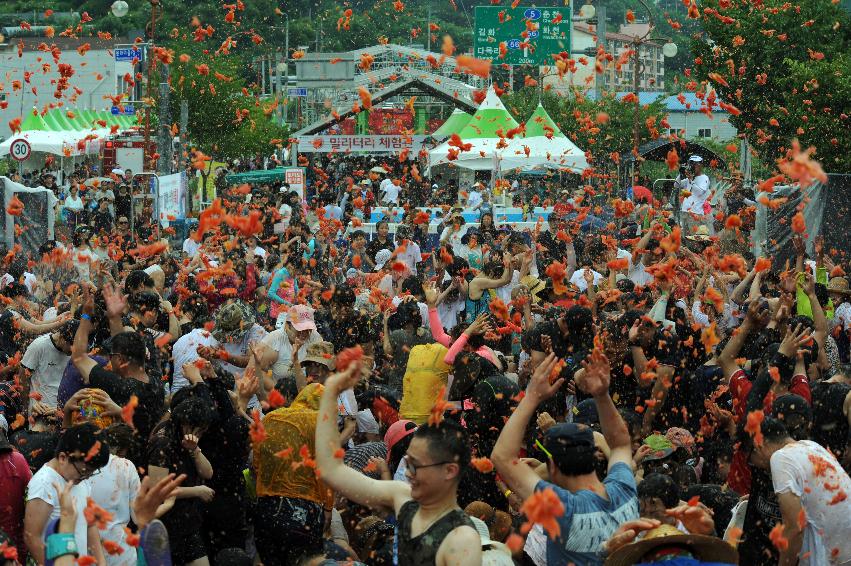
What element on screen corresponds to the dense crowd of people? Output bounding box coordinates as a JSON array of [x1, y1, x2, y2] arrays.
[[0, 151, 849, 566]]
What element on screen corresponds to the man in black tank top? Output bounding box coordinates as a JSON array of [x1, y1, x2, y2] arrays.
[[315, 367, 482, 566]]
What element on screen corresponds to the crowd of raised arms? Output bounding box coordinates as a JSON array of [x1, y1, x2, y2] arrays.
[[0, 153, 849, 566]]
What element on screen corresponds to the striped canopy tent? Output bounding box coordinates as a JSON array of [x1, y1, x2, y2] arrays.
[[429, 86, 520, 171], [501, 103, 588, 173], [431, 109, 472, 139], [0, 107, 135, 157]]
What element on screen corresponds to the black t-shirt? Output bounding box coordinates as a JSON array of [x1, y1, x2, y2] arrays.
[[811, 381, 851, 461], [365, 237, 394, 263], [739, 468, 781, 565], [318, 312, 378, 353], [89, 364, 164, 441], [0, 310, 19, 359]]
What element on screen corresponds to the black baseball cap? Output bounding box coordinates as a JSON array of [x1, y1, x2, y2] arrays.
[[543, 423, 595, 457], [772, 394, 811, 422]]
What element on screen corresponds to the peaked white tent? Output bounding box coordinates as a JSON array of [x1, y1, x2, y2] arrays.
[[501, 103, 588, 173], [428, 87, 520, 171]]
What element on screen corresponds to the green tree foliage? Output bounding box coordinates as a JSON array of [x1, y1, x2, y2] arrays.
[[501, 86, 666, 167], [691, 0, 851, 173], [164, 41, 287, 161]]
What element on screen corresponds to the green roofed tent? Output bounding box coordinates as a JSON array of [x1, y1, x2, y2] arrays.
[[431, 109, 472, 139], [20, 110, 49, 132], [2, 107, 135, 158], [502, 103, 588, 173], [429, 87, 521, 171], [523, 104, 566, 138]]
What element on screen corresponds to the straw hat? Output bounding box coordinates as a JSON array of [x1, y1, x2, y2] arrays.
[[605, 524, 738, 566], [684, 225, 711, 241], [827, 277, 851, 295]]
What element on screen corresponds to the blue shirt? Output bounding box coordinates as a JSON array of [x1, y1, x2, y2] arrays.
[[537, 462, 639, 566]]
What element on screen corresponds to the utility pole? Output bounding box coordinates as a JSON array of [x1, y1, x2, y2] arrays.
[[179, 100, 188, 170], [595, 4, 606, 102], [157, 64, 171, 175]]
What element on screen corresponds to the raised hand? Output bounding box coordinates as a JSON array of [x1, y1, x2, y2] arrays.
[[577, 349, 611, 398], [133, 473, 187, 528], [778, 323, 813, 359], [182, 434, 200, 453], [424, 282, 440, 307], [102, 281, 128, 319], [525, 353, 564, 404]]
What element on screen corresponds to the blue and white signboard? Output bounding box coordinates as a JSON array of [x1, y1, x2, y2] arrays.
[[287, 87, 308, 97], [111, 105, 136, 115], [114, 48, 143, 62]]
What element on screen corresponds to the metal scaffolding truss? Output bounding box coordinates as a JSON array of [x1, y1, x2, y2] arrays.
[[293, 69, 480, 136], [292, 43, 486, 134]]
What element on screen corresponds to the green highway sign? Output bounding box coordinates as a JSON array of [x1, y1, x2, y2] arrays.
[[473, 5, 572, 66]]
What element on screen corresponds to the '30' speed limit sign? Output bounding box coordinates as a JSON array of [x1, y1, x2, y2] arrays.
[[10, 139, 31, 161]]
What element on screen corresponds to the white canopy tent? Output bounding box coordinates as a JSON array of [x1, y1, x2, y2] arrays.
[[428, 86, 520, 171], [0, 129, 107, 158], [500, 104, 588, 173]]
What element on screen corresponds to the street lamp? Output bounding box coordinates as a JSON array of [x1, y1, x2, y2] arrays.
[[111, 0, 129, 18], [579, 1, 596, 20]]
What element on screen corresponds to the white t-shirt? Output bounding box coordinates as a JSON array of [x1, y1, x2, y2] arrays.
[[259, 327, 322, 382], [251, 245, 267, 259], [382, 183, 401, 205], [396, 241, 423, 275], [628, 258, 654, 287], [569, 268, 605, 292], [467, 190, 483, 209], [22, 334, 70, 411], [89, 454, 140, 566], [217, 324, 267, 378], [770, 440, 851, 566], [440, 226, 468, 257], [678, 173, 711, 215], [833, 302, 851, 330], [73, 247, 98, 280], [182, 238, 201, 258], [379, 178, 393, 195], [278, 203, 293, 228], [64, 195, 84, 211], [170, 328, 217, 393], [27, 465, 92, 559]]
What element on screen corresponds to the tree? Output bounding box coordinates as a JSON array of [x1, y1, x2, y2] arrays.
[[501, 86, 667, 170], [691, 0, 851, 173], [162, 41, 288, 162]]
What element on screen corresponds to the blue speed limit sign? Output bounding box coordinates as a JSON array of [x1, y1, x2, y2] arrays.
[[524, 8, 541, 19]]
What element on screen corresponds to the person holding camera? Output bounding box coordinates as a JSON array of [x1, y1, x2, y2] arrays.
[[675, 155, 712, 236]]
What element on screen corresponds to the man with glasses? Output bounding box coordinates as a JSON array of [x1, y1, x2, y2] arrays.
[[491, 352, 639, 566], [23, 422, 109, 566], [315, 367, 482, 566]]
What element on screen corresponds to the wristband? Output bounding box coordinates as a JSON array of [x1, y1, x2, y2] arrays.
[[46, 532, 78, 561], [81, 313, 92, 321]]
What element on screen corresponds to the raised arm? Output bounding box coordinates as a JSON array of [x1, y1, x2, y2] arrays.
[[491, 354, 562, 501], [425, 283, 452, 347], [316, 366, 411, 514], [577, 350, 633, 468], [71, 293, 98, 383]]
